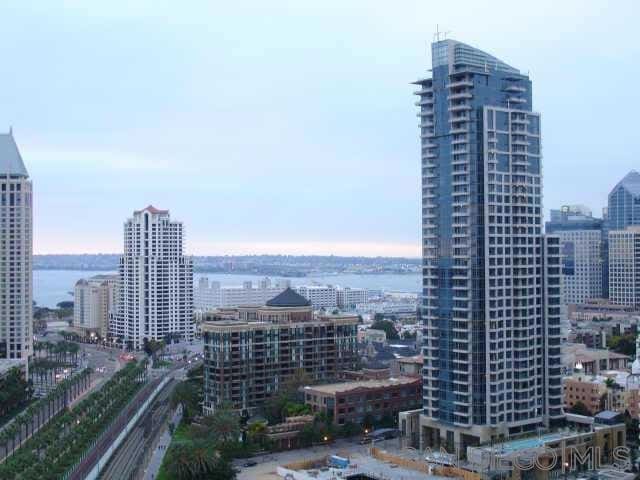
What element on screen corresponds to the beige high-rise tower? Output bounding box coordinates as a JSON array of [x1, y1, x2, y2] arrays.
[[0, 131, 32, 361], [110, 206, 193, 349]]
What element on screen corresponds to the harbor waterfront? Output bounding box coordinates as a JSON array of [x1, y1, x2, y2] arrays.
[[33, 269, 421, 308]]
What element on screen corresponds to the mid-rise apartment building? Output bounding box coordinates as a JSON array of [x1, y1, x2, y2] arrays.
[[294, 285, 337, 309], [415, 39, 563, 453], [336, 287, 368, 310], [110, 206, 194, 349], [74, 274, 119, 338], [202, 288, 358, 415], [0, 132, 32, 361], [546, 205, 603, 305]]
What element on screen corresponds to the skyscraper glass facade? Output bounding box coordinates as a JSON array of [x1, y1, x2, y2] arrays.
[[416, 40, 562, 450]]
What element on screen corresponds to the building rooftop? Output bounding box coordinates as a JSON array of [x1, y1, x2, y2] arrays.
[[595, 410, 621, 421], [303, 376, 419, 395], [612, 170, 640, 198], [574, 348, 629, 362], [398, 354, 424, 365], [266, 287, 311, 307], [431, 39, 521, 74], [0, 131, 28, 177], [134, 205, 169, 215]]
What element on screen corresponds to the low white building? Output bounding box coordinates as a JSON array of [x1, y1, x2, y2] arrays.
[[195, 277, 290, 310]]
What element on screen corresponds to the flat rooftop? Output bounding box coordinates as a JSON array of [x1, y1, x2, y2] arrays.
[[304, 376, 419, 395]]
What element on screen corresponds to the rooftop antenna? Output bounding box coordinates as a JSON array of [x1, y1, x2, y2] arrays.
[[433, 24, 451, 42]]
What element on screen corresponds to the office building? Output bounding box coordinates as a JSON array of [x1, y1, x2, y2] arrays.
[[0, 131, 32, 361], [603, 171, 640, 297], [73, 274, 119, 338], [194, 277, 289, 310], [303, 376, 422, 426], [607, 171, 640, 230], [608, 226, 640, 307], [294, 285, 337, 309], [110, 206, 194, 349], [414, 39, 563, 452], [202, 288, 358, 415], [545, 205, 603, 305]]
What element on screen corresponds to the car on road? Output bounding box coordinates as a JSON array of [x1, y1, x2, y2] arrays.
[[243, 460, 258, 467]]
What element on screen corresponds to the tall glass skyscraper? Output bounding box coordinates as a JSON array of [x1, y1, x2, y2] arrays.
[[415, 40, 563, 453], [601, 170, 640, 298], [608, 171, 640, 231]]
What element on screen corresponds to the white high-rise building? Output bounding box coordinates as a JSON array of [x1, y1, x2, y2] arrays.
[[0, 132, 32, 361], [110, 206, 194, 349], [74, 274, 119, 338]]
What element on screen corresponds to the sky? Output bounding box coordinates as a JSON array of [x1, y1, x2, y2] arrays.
[[0, 1, 638, 257]]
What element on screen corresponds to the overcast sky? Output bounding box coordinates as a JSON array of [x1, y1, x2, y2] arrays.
[[1, 0, 638, 257]]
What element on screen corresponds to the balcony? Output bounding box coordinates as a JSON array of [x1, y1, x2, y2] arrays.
[[449, 79, 474, 88], [450, 117, 471, 125], [504, 85, 526, 93], [508, 96, 527, 104], [447, 92, 472, 101], [448, 104, 472, 112]]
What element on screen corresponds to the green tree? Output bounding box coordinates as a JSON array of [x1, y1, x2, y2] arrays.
[[362, 413, 376, 431], [199, 406, 241, 444], [402, 330, 417, 340], [370, 319, 399, 340], [340, 421, 362, 438], [568, 401, 592, 416], [608, 334, 636, 357], [165, 441, 235, 480], [171, 380, 202, 422]]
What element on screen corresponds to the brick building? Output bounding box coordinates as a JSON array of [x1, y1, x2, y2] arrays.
[[303, 376, 421, 426]]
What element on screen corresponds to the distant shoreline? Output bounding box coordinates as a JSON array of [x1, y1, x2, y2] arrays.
[[32, 267, 418, 276]]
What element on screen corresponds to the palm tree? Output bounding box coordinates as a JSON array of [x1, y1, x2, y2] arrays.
[[201, 406, 241, 444], [165, 441, 221, 479]]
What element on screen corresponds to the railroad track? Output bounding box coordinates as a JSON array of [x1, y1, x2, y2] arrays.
[[98, 378, 177, 480]]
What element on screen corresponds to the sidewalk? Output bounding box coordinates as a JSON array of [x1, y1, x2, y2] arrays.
[[142, 404, 183, 480]]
